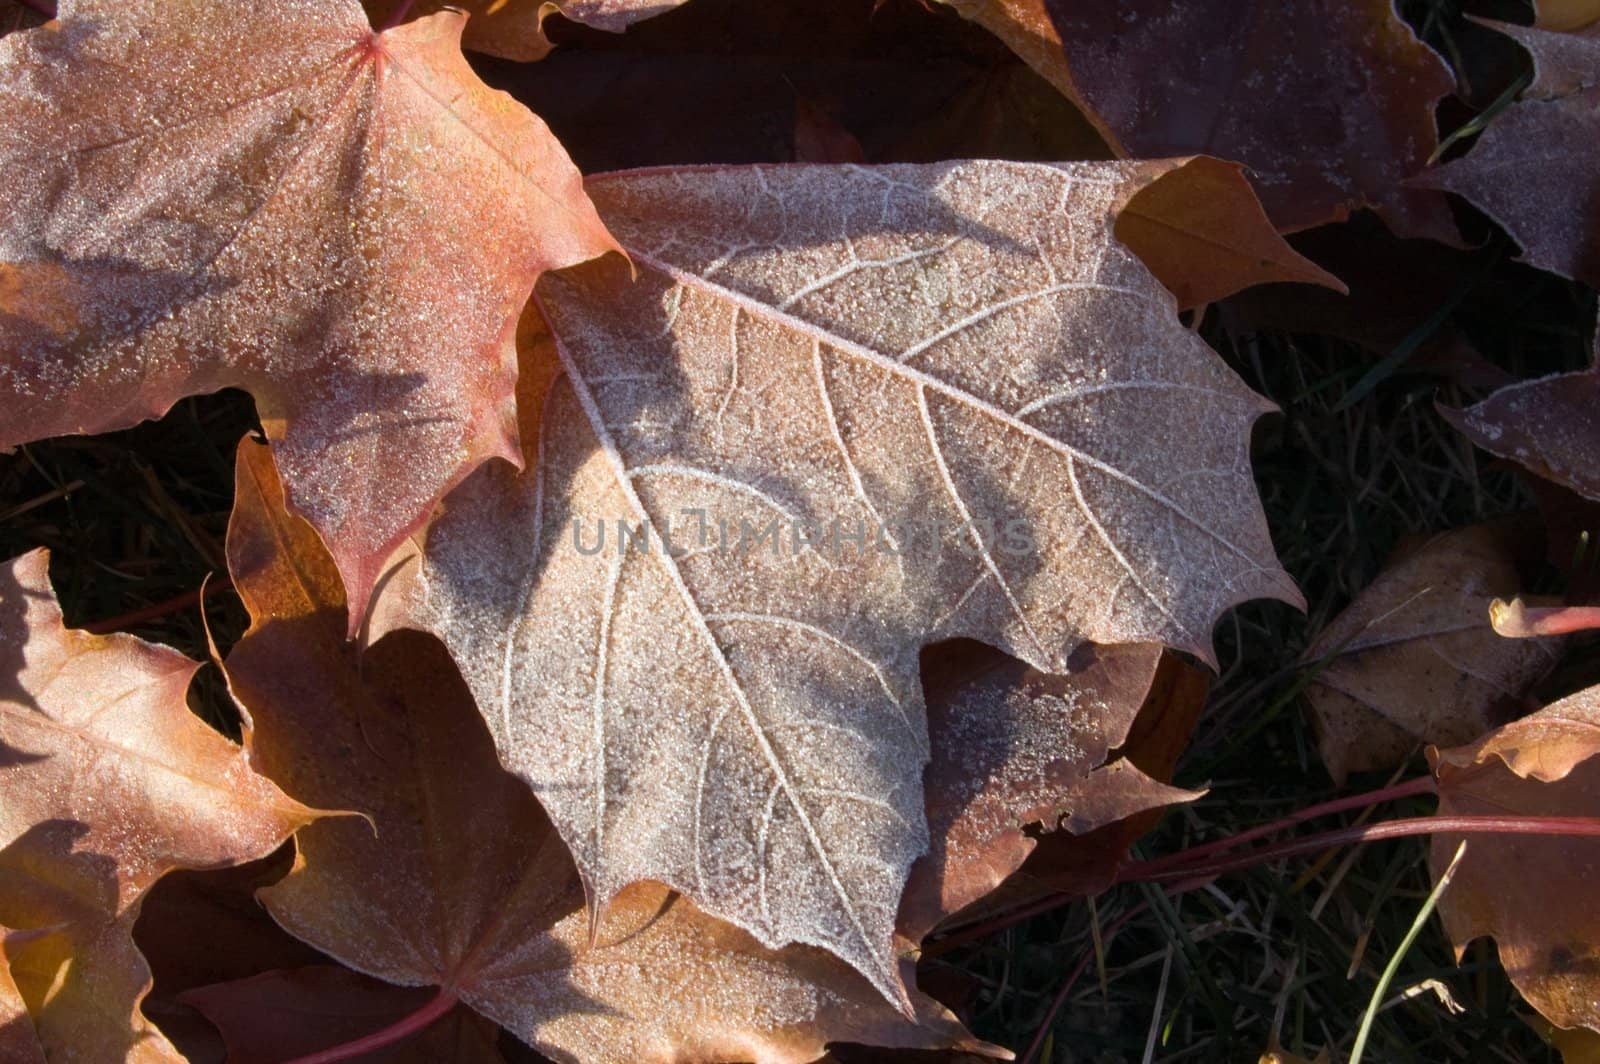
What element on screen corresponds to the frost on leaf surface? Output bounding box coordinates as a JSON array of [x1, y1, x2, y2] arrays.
[[221, 436, 988, 1062], [1439, 336, 1600, 505], [0, 548, 314, 1061], [1415, 20, 1600, 287], [389, 160, 1299, 1004], [0, 549, 313, 913], [0, 0, 616, 628]]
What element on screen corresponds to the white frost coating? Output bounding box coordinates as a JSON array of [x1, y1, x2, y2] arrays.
[[0, 550, 308, 915], [556, 0, 692, 33], [0, 0, 612, 618], [400, 161, 1299, 1005]]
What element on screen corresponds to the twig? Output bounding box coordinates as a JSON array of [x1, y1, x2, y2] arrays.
[[1490, 597, 1600, 638], [927, 777, 1437, 955], [1120, 814, 1600, 884], [1129, 776, 1436, 881]]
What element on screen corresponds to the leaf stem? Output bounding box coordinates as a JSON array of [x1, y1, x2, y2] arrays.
[[1127, 775, 1437, 880], [1120, 814, 1600, 884], [924, 776, 1437, 952], [282, 987, 458, 1064], [1490, 598, 1600, 638]]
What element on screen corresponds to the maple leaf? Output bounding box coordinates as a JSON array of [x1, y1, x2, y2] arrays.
[[1415, 18, 1600, 287], [1439, 337, 1600, 506], [0, 828, 186, 1062], [0, 549, 315, 909], [0, 0, 618, 631], [1301, 521, 1564, 784], [1112, 158, 1345, 311], [222, 437, 991, 1063], [901, 640, 1198, 939], [0, 927, 44, 1064], [372, 159, 1305, 1003], [474, 0, 1109, 173], [931, 650, 1207, 921], [932, 0, 1459, 237], [0, 548, 317, 1059], [1537, 0, 1600, 31], [1430, 683, 1600, 1036], [363, 0, 692, 62], [132, 846, 330, 1051]]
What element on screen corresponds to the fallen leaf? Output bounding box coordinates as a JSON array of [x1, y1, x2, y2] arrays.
[[0, 927, 45, 1064], [941, 651, 1207, 917], [793, 96, 867, 165], [223, 438, 992, 1063], [0, 0, 617, 629], [933, 0, 1459, 237], [1430, 683, 1600, 1034], [1414, 18, 1600, 285], [1302, 521, 1563, 783], [1440, 338, 1600, 505], [901, 640, 1196, 938], [181, 966, 505, 1064], [363, 0, 691, 62], [1544, 1022, 1600, 1064], [134, 847, 318, 999], [0, 549, 314, 910], [377, 159, 1303, 1002], [1113, 157, 1346, 311], [0, 825, 184, 1062], [0, 549, 316, 1058], [1538, 0, 1600, 32]]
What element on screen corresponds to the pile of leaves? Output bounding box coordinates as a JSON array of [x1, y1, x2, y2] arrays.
[[2, 0, 1600, 1060]]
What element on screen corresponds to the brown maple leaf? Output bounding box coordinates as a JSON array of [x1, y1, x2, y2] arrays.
[[1439, 335, 1600, 506], [373, 159, 1306, 1003], [0, 926, 44, 1064], [0, 0, 618, 632], [1415, 18, 1600, 286], [0, 548, 316, 1059], [933, 0, 1459, 237], [133, 845, 331, 1056], [927, 650, 1208, 925], [1301, 521, 1564, 784], [1430, 682, 1600, 1036], [1113, 158, 1345, 311], [364, 0, 693, 61], [901, 640, 1199, 940], [223, 437, 991, 1063], [0, 550, 315, 910], [1, 828, 184, 1062]]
